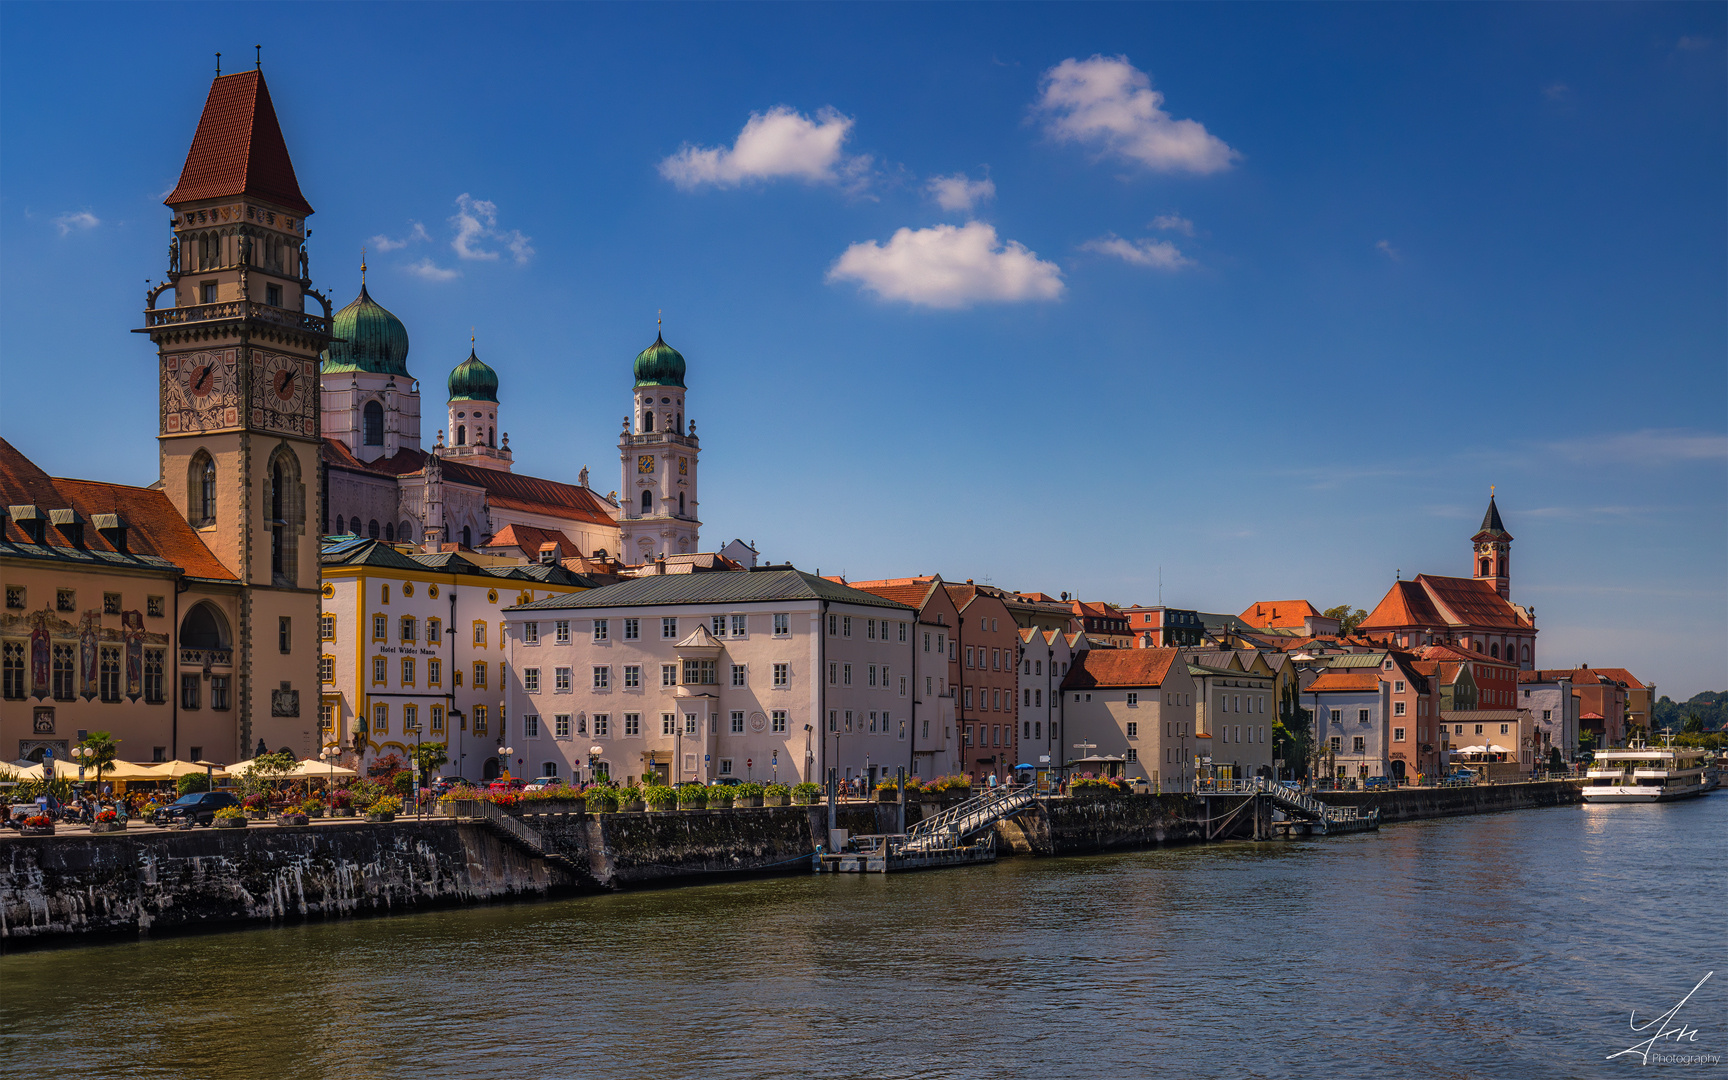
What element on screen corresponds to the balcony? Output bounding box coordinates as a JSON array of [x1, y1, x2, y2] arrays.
[[180, 648, 233, 668], [142, 301, 331, 336], [619, 431, 698, 449]]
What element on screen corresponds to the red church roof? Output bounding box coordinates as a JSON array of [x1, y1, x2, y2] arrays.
[[166, 70, 313, 215]]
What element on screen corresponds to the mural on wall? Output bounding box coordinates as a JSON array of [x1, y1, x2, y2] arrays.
[[4, 609, 171, 702], [123, 610, 144, 701], [79, 610, 100, 701], [29, 611, 50, 700]]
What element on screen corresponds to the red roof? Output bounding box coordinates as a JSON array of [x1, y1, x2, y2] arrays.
[[486, 523, 582, 561], [1362, 580, 1446, 629], [0, 438, 236, 581], [1361, 575, 1531, 634], [1062, 649, 1179, 689], [321, 439, 427, 477], [436, 460, 617, 527], [1305, 671, 1382, 693], [851, 580, 938, 608], [1240, 600, 1322, 628], [166, 71, 312, 215]]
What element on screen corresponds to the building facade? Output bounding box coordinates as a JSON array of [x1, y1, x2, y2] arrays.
[[1060, 649, 1198, 789]]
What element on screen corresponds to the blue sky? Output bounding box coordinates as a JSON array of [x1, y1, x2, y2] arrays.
[[3, 3, 1724, 697]]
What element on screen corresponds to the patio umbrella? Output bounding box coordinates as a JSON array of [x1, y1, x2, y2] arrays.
[[290, 758, 356, 779], [98, 760, 161, 782], [7, 759, 84, 780], [142, 759, 230, 780]]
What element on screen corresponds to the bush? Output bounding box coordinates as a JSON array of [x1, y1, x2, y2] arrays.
[[925, 775, 972, 794], [1070, 777, 1126, 795], [178, 772, 211, 796], [764, 783, 791, 797], [95, 809, 117, 823], [213, 806, 246, 821], [615, 785, 644, 806], [22, 814, 51, 828], [643, 784, 676, 808], [329, 789, 354, 810], [368, 795, 403, 815], [391, 771, 414, 797], [733, 782, 764, 798], [677, 785, 708, 808], [242, 793, 269, 811], [706, 785, 734, 807], [585, 787, 620, 813], [791, 782, 822, 804]]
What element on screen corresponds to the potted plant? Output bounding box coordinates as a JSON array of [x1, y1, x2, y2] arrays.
[[328, 789, 356, 817], [677, 784, 708, 809], [277, 808, 310, 826], [763, 783, 792, 807], [20, 813, 54, 836], [366, 795, 402, 822], [91, 808, 127, 834], [616, 785, 646, 813], [706, 785, 734, 809], [584, 786, 620, 814], [733, 782, 764, 808], [643, 784, 676, 811], [791, 782, 822, 806], [301, 797, 325, 819], [242, 793, 270, 820], [213, 806, 248, 830]]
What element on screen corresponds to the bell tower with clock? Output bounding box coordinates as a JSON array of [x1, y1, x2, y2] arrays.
[[619, 330, 700, 561], [137, 67, 328, 758]]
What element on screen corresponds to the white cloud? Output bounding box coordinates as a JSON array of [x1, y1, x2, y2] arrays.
[[450, 193, 534, 264], [1082, 234, 1192, 270], [404, 258, 460, 282], [1152, 213, 1195, 236], [660, 106, 870, 190], [1034, 55, 1238, 174], [1376, 239, 1401, 261], [1542, 82, 1570, 102], [53, 210, 99, 236], [927, 173, 996, 213], [1546, 429, 1728, 467], [370, 221, 430, 253], [828, 221, 1064, 308]]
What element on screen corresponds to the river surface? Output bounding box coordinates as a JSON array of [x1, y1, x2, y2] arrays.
[[2, 795, 1723, 1080]]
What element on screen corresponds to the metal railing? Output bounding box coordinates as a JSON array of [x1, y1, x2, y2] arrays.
[[903, 784, 1035, 852], [142, 300, 330, 335], [1251, 777, 1364, 823]]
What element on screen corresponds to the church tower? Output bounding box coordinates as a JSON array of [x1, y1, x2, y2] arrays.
[[445, 347, 512, 471], [318, 273, 419, 463], [140, 67, 326, 756], [1472, 492, 1512, 599], [619, 332, 699, 561]]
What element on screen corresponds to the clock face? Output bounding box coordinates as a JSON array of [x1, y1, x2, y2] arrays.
[[162, 349, 239, 433], [251, 350, 314, 435], [638, 455, 655, 474]]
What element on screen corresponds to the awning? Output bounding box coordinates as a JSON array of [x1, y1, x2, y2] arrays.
[[140, 760, 230, 780]]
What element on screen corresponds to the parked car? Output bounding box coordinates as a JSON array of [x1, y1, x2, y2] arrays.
[[710, 777, 743, 787], [486, 779, 523, 792], [1364, 776, 1395, 791], [522, 776, 565, 790], [153, 791, 240, 826]]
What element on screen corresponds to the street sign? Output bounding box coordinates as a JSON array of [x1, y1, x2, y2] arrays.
[[747, 758, 753, 768]]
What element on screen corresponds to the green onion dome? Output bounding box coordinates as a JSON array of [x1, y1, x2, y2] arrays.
[[320, 284, 410, 376], [633, 333, 687, 389], [447, 348, 499, 403]]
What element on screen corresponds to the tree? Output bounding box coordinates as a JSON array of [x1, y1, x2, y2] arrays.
[[1274, 683, 1314, 780], [76, 730, 120, 789], [1322, 605, 1368, 636], [412, 742, 449, 778], [234, 748, 297, 795], [1682, 713, 1704, 734], [177, 772, 211, 795]]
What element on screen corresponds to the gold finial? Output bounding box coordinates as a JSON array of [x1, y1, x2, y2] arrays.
[[1490, 484, 1496, 497], [470, 327, 476, 346], [360, 246, 367, 283], [657, 308, 662, 331]]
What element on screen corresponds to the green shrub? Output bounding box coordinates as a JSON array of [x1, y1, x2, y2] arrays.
[[791, 782, 821, 804], [615, 785, 644, 806], [178, 772, 211, 795], [733, 782, 764, 797], [368, 795, 403, 815], [643, 784, 676, 807], [677, 785, 708, 808], [706, 785, 734, 807], [390, 771, 414, 797], [584, 787, 620, 813], [764, 783, 791, 797]]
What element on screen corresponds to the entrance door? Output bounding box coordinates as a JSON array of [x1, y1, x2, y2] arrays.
[[651, 761, 670, 785], [481, 757, 500, 781]]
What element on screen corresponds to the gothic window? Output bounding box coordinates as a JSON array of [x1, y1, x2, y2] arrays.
[[368, 520, 380, 539], [349, 517, 361, 536], [399, 521, 413, 544], [641, 489, 653, 514], [461, 526, 472, 548], [456, 424, 466, 446], [1490, 642, 1499, 658], [362, 401, 384, 446], [179, 602, 230, 650], [1521, 645, 1530, 663], [643, 411, 654, 432], [384, 522, 394, 541], [267, 448, 302, 587], [189, 451, 216, 527]]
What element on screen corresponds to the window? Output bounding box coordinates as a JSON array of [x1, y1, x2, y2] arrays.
[[523, 622, 539, 645], [899, 622, 908, 642], [1475, 724, 1484, 736], [1500, 723, 1510, 735], [103, 592, 122, 616], [1394, 701, 1406, 716], [966, 646, 974, 669], [428, 658, 442, 685], [774, 613, 790, 636], [842, 664, 852, 686], [1394, 680, 1405, 693], [1352, 736, 1366, 753], [844, 711, 854, 733], [829, 710, 838, 732], [965, 687, 974, 709], [1358, 709, 1370, 724], [1543, 709, 1552, 721], [380, 585, 390, 605], [473, 622, 486, 646], [842, 616, 852, 637], [1126, 721, 1138, 737], [524, 667, 540, 693], [900, 676, 908, 697], [623, 618, 639, 640], [1126, 748, 1138, 762], [772, 710, 787, 733], [682, 659, 716, 684], [398, 616, 416, 642], [144, 649, 164, 704], [1127, 692, 1138, 707], [403, 704, 419, 733], [1394, 727, 1406, 742], [593, 666, 610, 690], [660, 713, 676, 736], [866, 619, 876, 641], [661, 663, 678, 688], [472, 661, 488, 689], [731, 711, 745, 734], [1329, 736, 1341, 752], [431, 706, 445, 732], [593, 619, 609, 642], [57, 589, 76, 613], [4, 586, 23, 611], [555, 714, 571, 738], [592, 714, 608, 737], [685, 714, 698, 736], [624, 665, 640, 688], [319, 656, 335, 682], [867, 664, 877, 688], [524, 714, 539, 738], [98, 647, 121, 702], [732, 664, 747, 687], [828, 662, 838, 685], [266, 282, 283, 308], [372, 614, 387, 641], [319, 614, 335, 641], [473, 705, 488, 734], [731, 615, 747, 637], [374, 703, 389, 734], [773, 663, 789, 687], [624, 713, 640, 736], [662, 617, 677, 639], [319, 702, 335, 731], [362, 401, 384, 446], [206, 675, 229, 711], [719, 759, 733, 776], [373, 656, 387, 683], [401, 657, 415, 684], [427, 618, 441, 643]]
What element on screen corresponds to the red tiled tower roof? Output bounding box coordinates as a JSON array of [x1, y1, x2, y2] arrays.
[[166, 70, 312, 215]]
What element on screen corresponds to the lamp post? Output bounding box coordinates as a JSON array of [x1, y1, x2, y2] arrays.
[[588, 745, 604, 785], [499, 745, 514, 783]]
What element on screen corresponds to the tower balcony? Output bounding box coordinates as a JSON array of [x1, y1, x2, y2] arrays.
[[619, 431, 698, 449], [140, 300, 331, 337]]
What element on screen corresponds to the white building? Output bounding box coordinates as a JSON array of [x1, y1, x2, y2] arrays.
[[1517, 674, 1579, 763], [1017, 627, 1087, 772], [503, 568, 919, 787], [1306, 670, 1392, 782]]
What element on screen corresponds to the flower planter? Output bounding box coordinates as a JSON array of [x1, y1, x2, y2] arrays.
[[90, 821, 128, 834], [645, 800, 673, 812], [876, 790, 900, 803], [330, 808, 356, 818], [678, 800, 708, 811], [763, 794, 789, 807], [620, 800, 647, 813], [707, 798, 733, 810], [736, 795, 763, 808], [277, 813, 310, 827], [792, 795, 817, 806], [214, 818, 247, 829], [20, 824, 54, 836], [365, 812, 396, 823]]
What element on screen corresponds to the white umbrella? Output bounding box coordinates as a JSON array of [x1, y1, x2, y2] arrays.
[[290, 758, 357, 779]]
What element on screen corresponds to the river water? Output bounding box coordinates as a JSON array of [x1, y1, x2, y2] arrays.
[[2, 795, 1723, 1080]]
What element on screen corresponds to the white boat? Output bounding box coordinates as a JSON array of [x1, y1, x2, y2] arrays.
[[1582, 733, 1714, 803]]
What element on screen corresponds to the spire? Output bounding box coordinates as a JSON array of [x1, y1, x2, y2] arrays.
[[165, 69, 313, 215], [1475, 493, 1509, 539]]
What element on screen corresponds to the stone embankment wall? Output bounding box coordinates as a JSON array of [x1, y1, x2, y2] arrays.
[[1006, 793, 1212, 856], [1315, 779, 1583, 823]]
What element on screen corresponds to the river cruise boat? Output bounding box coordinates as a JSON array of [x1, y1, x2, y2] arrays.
[[1582, 736, 1715, 803]]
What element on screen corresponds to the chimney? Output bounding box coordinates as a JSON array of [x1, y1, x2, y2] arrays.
[[93, 513, 130, 554]]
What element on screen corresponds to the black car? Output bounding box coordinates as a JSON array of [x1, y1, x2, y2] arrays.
[[153, 791, 240, 826]]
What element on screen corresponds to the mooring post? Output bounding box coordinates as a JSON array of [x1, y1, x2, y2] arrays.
[[827, 767, 837, 836], [896, 766, 906, 834]]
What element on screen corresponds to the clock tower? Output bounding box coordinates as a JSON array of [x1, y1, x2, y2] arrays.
[[138, 67, 328, 756], [619, 331, 700, 561]]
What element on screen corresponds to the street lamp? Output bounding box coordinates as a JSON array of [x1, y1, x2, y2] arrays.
[[588, 745, 604, 785], [499, 746, 514, 783]]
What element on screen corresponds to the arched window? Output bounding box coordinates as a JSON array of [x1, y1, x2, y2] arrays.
[[455, 424, 466, 446], [1521, 644, 1530, 662], [180, 601, 231, 650], [1480, 557, 1491, 576], [641, 489, 653, 514], [368, 520, 380, 539], [678, 492, 685, 516], [677, 412, 682, 432], [349, 517, 361, 536], [362, 401, 385, 446], [460, 525, 472, 548], [643, 411, 654, 433], [487, 427, 495, 447], [265, 446, 302, 587], [1490, 642, 1499, 659], [399, 521, 413, 545], [188, 451, 216, 527], [384, 522, 395, 541]]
